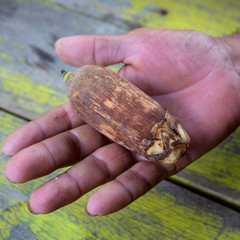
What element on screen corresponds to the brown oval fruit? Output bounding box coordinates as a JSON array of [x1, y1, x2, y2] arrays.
[[63, 65, 190, 164]]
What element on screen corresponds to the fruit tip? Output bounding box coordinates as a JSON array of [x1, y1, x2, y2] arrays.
[[61, 70, 72, 82], [61, 69, 67, 77]]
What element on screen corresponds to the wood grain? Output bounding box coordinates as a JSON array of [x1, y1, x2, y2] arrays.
[[0, 1, 240, 238], [47, 0, 240, 36], [0, 112, 239, 239], [0, 0, 125, 119]]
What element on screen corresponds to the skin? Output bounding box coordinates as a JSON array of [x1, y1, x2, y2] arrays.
[[2, 28, 240, 216]]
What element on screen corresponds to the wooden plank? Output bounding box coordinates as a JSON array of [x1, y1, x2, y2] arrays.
[[1, 0, 240, 214], [0, 0, 125, 119], [48, 0, 240, 36], [173, 126, 240, 210], [1, 111, 240, 240]]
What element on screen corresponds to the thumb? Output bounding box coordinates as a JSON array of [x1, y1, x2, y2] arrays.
[[55, 33, 131, 67]]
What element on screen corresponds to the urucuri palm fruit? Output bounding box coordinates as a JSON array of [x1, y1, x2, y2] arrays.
[[63, 65, 190, 164]]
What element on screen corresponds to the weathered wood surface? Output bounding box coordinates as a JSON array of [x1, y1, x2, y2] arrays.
[[0, 0, 125, 119], [1, 111, 240, 240], [47, 0, 240, 36], [173, 127, 240, 210], [1, 0, 240, 239]]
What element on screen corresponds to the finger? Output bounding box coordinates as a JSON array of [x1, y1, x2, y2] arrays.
[[27, 144, 136, 214], [85, 161, 167, 216], [85, 153, 193, 216], [55, 33, 150, 94], [117, 64, 149, 93], [55, 33, 133, 67], [5, 124, 108, 183], [2, 103, 83, 156]]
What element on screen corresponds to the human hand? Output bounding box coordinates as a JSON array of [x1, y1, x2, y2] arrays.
[[3, 28, 240, 216]]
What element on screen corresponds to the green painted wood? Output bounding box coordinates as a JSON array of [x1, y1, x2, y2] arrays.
[[1, 0, 240, 219], [1, 111, 240, 240]]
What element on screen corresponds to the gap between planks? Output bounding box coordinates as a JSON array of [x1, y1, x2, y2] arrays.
[[168, 176, 240, 212], [1, 107, 240, 213], [0, 106, 31, 122]]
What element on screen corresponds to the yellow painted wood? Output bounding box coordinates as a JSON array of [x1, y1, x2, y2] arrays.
[[174, 126, 240, 207], [0, 0, 125, 118], [1, 1, 240, 238], [0, 67, 67, 119], [1, 0, 240, 205], [48, 0, 240, 36], [123, 0, 240, 36], [0, 112, 240, 239]]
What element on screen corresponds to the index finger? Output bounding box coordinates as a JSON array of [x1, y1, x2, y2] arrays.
[[2, 103, 83, 156]]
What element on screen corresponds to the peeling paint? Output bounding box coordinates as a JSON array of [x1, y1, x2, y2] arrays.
[[124, 0, 240, 36], [1, 111, 240, 239], [0, 68, 67, 116]]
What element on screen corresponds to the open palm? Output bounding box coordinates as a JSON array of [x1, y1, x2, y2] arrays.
[[3, 28, 240, 216]]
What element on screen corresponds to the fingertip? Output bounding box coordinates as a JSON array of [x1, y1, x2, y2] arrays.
[[84, 204, 98, 217], [1, 140, 11, 156], [2, 141, 16, 157], [28, 183, 58, 215], [4, 149, 35, 184], [85, 198, 102, 217], [55, 36, 80, 66], [54, 38, 61, 50], [86, 182, 128, 216], [55, 37, 67, 54], [5, 160, 21, 183], [55, 37, 67, 61], [27, 201, 39, 215], [1, 124, 37, 157]]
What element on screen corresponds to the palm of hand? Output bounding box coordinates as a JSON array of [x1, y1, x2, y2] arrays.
[[3, 28, 240, 216], [120, 29, 239, 159]]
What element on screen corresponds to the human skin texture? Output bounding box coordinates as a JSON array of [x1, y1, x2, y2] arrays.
[[2, 28, 240, 216]]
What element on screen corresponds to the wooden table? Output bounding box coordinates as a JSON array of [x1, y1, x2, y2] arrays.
[[0, 0, 240, 239]]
